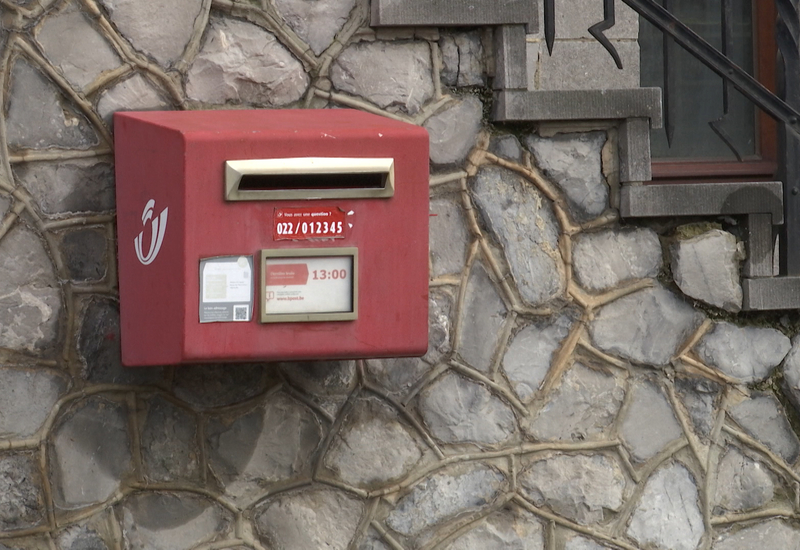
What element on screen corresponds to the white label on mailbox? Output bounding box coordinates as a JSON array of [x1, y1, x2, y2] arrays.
[[199, 256, 254, 323], [264, 256, 353, 314]]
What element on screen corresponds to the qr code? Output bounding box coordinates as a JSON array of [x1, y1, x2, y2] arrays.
[[233, 305, 249, 321]]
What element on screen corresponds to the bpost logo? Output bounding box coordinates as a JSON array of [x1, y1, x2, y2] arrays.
[[134, 199, 169, 265]]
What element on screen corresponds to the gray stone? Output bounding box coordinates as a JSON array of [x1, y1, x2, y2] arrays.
[[590, 285, 704, 366], [79, 298, 163, 385], [187, 17, 309, 107], [627, 463, 703, 550], [0, 453, 44, 531], [97, 74, 169, 127], [675, 377, 721, 438], [445, 509, 544, 550], [425, 96, 483, 166], [729, 393, 800, 464], [207, 392, 320, 502], [530, 40, 640, 91], [56, 523, 109, 550], [121, 493, 231, 550], [526, 131, 609, 222], [14, 159, 115, 215], [489, 135, 523, 162], [419, 372, 516, 446], [274, 0, 356, 55], [331, 41, 434, 114], [366, 357, 432, 396], [173, 363, 270, 408], [439, 31, 486, 87], [671, 229, 744, 312], [572, 228, 662, 292], [783, 335, 800, 411], [424, 289, 454, 365], [255, 488, 364, 550], [141, 396, 200, 483], [430, 197, 470, 278], [36, 4, 122, 90], [519, 454, 625, 525], [0, 226, 61, 352], [564, 535, 612, 550], [325, 397, 422, 487], [527, 363, 624, 441], [502, 314, 574, 402], [0, 368, 68, 439], [359, 530, 390, 550], [472, 166, 565, 306], [387, 464, 505, 536], [457, 262, 507, 371], [712, 519, 800, 549], [714, 447, 773, 513], [281, 360, 356, 395], [619, 381, 683, 462], [61, 228, 107, 281], [696, 322, 790, 383], [6, 60, 99, 150], [50, 397, 131, 509], [99, 0, 204, 66]]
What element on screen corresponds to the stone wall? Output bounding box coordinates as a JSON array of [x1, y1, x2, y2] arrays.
[[2, 0, 800, 549]]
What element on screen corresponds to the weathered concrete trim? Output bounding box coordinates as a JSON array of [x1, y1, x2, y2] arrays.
[[492, 88, 663, 128], [743, 276, 800, 310], [371, 0, 538, 32], [744, 213, 775, 278], [619, 118, 652, 182], [620, 181, 784, 224], [493, 25, 528, 91]]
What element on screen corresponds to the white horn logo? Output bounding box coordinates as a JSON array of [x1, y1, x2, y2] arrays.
[[134, 199, 169, 265]]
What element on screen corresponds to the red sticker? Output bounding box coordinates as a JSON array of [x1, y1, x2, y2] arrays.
[[266, 263, 309, 286], [274, 207, 348, 240]]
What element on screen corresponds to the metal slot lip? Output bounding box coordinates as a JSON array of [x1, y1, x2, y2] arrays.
[[226, 157, 395, 201]]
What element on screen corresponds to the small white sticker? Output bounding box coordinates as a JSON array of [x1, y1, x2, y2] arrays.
[[199, 256, 254, 322]]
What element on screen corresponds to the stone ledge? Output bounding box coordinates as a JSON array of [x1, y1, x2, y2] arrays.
[[370, 0, 538, 31], [491, 88, 663, 128], [743, 277, 800, 310]]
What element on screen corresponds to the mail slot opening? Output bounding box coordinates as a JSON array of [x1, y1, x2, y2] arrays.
[[226, 157, 394, 201]]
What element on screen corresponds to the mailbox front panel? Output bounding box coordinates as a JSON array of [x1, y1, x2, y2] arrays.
[[115, 109, 429, 366]]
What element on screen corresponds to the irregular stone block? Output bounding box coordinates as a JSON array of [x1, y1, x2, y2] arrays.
[[714, 447, 773, 513], [675, 377, 721, 438], [520, 454, 625, 525], [445, 509, 544, 549], [572, 228, 662, 292], [6, 60, 99, 150], [255, 488, 364, 549], [331, 41, 434, 114], [526, 131, 609, 222], [696, 322, 790, 383], [424, 96, 483, 166], [671, 229, 744, 312], [619, 381, 683, 462], [280, 360, 356, 396], [173, 363, 270, 408], [783, 335, 800, 412], [0, 367, 68, 439], [564, 535, 613, 550], [489, 134, 523, 162], [97, 74, 169, 127], [61, 228, 107, 281], [627, 463, 703, 550], [0, 226, 61, 352], [0, 453, 44, 531], [14, 159, 115, 215], [457, 262, 507, 371], [365, 357, 432, 397], [439, 31, 486, 87], [141, 396, 200, 483], [429, 197, 470, 278], [325, 397, 422, 487], [502, 313, 574, 402], [274, 0, 356, 55], [387, 464, 505, 536], [590, 285, 704, 366], [35, 4, 122, 90], [187, 17, 308, 107], [50, 397, 132, 509], [712, 519, 800, 549], [419, 372, 516, 446], [729, 393, 800, 464], [424, 288, 454, 365], [56, 523, 109, 550], [527, 363, 624, 441], [99, 0, 204, 66], [121, 493, 231, 550], [472, 166, 565, 306], [206, 392, 321, 502]]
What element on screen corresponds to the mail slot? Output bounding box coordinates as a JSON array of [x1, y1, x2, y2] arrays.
[[114, 109, 429, 366]]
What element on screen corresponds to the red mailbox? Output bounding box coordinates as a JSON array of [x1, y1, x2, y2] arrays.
[[114, 109, 429, 366]]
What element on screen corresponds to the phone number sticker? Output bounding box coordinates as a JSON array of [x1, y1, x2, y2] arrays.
[[273, 207, 350, 240]]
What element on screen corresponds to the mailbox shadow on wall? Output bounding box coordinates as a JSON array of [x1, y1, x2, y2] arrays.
[[114, 110, 429, 366]]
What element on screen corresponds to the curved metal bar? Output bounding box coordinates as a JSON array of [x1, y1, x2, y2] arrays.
[[588, 0, 623, 69]]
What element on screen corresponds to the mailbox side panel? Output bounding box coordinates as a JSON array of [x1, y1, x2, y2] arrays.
[[115, 113, 187, 366]]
